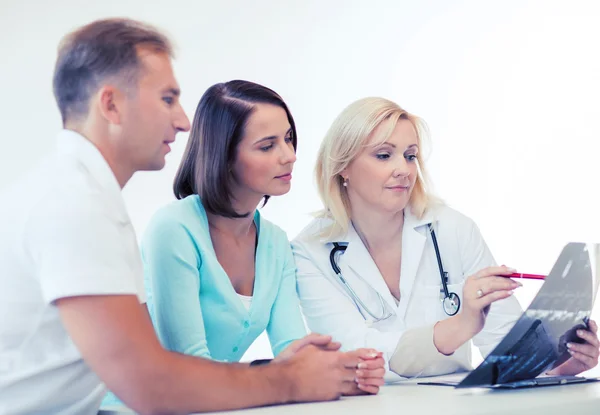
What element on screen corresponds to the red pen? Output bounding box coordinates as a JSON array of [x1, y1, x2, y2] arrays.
[[506, 272, 546, 280]]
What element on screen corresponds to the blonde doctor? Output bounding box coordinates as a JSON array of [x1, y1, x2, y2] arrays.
[[291, 97, 600, 382]]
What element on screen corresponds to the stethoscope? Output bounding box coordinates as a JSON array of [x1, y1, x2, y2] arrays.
[[329, 243, 394, 323], [329, 223, 461, 323]]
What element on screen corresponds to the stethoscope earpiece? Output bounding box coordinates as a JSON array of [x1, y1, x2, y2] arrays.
[[330, 243, 394, 323]]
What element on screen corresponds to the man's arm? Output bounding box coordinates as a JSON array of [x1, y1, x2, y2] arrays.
[[57, 295, 361, 415], [141, 303, 152, 324]]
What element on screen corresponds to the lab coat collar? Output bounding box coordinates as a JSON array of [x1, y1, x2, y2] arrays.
[[335, 206, 439, 319], [404, 205, 437, 230], [341, 224, 400, 313], [397, 207, 437, 318]]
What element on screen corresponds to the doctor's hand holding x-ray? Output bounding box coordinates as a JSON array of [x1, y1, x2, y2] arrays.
[[292, 97, 599, 382]]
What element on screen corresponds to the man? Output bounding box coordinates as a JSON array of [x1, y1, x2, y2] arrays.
[[0, 18, 384, 415]]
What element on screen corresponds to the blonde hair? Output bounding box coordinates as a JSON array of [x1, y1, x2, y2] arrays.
[[315, 97, 438, 240]]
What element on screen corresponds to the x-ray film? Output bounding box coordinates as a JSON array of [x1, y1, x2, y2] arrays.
[[457, 242, 600, 388]]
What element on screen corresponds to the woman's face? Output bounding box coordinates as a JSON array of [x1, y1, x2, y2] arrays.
[[342, 118, 419, 215], [231, 103, 296, 201]]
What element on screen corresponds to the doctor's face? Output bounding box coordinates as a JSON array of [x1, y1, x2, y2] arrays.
[[342, 118, 419, 214], [231, 103, 297, 200]]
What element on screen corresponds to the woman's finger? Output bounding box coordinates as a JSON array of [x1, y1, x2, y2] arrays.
[[343, 349, 382, 367], [568, 342, 600, 360], [356, 376, 386, 387], [301, 333, 333, 347], [341, 380, 379, 396], [357, 357, 385, 370], [285, 334, 332, 355], [472, 290, 514, 310], [588, 320, 598, 335], [568, 349, 597, 369], [472, 266, 516, 280], [356, 383, 379, 394], [321, 341, 342, 351], [474, 277, 521, 298], [576, 329, 600, 348], [356, 367, 386, 379]]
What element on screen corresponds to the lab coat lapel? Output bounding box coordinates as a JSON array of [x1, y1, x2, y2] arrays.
[[340, 224, 399, 313], [397, 209, 434, 319]]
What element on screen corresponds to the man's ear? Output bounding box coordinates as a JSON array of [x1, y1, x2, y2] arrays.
[[96, 85, 124, 125]]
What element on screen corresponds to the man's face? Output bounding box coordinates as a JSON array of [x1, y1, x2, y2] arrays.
[[118, 49, 190, 172]]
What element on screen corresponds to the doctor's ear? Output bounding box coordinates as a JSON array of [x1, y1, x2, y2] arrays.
[[96, 85, 124, 125]]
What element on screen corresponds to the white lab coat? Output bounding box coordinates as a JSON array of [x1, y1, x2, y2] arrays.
[[291, 204, 523, 381]]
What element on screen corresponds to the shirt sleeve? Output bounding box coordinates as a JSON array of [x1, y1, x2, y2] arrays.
[[266, 241, 307, 356], [389, 324, 472, 377], [461, 218, 523, 356], [25, 193, 141, 305], [141, 211, 211, 359]]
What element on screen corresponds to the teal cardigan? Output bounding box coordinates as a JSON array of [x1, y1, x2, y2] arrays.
[[142, 195, 307, 361]]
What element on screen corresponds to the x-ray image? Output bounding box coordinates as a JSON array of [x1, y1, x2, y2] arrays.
[[458, 243, 599, 388]]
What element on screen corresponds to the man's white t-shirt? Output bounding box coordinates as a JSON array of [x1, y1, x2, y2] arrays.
[[0, 130, 146, 414]]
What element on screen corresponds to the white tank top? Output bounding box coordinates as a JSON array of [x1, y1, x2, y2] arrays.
[[237, 293, 253, 311]]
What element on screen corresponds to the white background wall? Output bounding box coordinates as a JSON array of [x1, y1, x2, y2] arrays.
[[2, 0, 600, 374]]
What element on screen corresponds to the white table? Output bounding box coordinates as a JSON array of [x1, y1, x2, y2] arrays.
[[99, 380, 600, 415]]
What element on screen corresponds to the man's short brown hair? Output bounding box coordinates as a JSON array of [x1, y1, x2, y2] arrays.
[[52, 18, 172, 124]]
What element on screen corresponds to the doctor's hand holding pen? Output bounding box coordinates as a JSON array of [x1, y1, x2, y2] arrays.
[[432, 265, 600, 375], [273, 333, 386, 395], [433, 265, 522, 355]]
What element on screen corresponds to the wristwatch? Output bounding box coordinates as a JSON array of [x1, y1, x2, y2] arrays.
[[249, 359, 272, 366]]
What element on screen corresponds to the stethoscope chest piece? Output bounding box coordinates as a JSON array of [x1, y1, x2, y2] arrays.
[[442, 292, 461, 316]]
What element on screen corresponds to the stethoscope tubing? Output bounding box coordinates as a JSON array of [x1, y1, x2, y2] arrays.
[[330, 222, 461, 319]]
